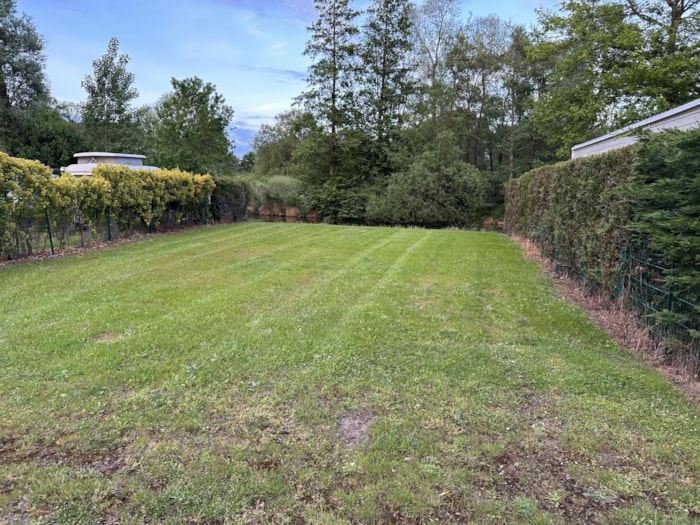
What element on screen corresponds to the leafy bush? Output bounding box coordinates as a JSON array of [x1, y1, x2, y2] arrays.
[[368, 147, 492, 228], [0, 152, 218, 259], [301, 177, 372, 223], [0, 152, 52, 258], [211, 176, 250, 222], [94, 165, 214, 231]]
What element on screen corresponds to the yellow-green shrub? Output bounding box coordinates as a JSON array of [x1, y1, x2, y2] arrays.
[[0, 152, 52, 258], [1, 154, 217, 257], [93, 165, 215, 231]]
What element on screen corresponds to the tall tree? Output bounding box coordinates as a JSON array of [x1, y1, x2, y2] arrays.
[[149, 76, 235, 175], [412, 0, 460, 85], [530, 0, 700, 156], [253, 110, 318, 177], [499, 26, 556, 177], [622, 0, 700, 109], [81, 37, 141, 152], [530, 0, 644, 155], [408, 0, 461, 134], [445, 15, 511, 170], [299, 0, 360, 179], [358, 0, 415, 180], [0, 0, 48, 154], [625, 0, 699, 55]]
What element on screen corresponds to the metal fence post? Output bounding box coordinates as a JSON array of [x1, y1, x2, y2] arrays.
[[44, 208, 54, 255], [107, 206, 112, 241]]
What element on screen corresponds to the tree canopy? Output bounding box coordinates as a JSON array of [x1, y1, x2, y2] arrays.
[[3, 0, 698, 226], [81, 37, 142, 153], [148, 76, 235, 175], [0, 0, 48, 155]]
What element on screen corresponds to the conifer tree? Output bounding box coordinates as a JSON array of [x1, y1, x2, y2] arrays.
[[299, 0, 360, 179], [358, 0, 415, 180]]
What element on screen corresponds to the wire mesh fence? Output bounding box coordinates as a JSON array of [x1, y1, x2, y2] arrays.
[[623, 246, 700, 372], [3, 204, 210, 260], [534, 233, 700, 374]]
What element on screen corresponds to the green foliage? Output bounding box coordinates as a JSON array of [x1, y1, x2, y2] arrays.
[[301, 0, 360, 135], [530, 0, 700, 157], [253, 111, 315, 177], [0, 0, 49, 154], [149, 76, 236, 176], [302, 177, 373, 223], [94, 165, 215, 231], [0, 150, 219, 259], [210, 176, 250, 222], [264, 176, 302, 209], [358, 0, 415, 180], [368, 133, 492, 228], [505, 146, 637, 292], [300, 0, 361, 180], [9, 103, 87, 169], [81, 37, 142, 152], [238, 151, 256, 173], [0, 151, 51, 258], [296, 129, 375, 222], [631, 129, 700, 304]]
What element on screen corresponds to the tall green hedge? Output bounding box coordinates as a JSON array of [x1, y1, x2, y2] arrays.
[[506, 130, 700, 356], [505, 146, 638, 292], [631, 129, 700, 307]]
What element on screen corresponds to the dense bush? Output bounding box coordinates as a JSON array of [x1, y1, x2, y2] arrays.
[[368, 147, 492, 228], [631, 129, 700, 306], [301, 177, 372, 223], [94, 166, 215, 232], [505, 146, 637, 292], [0, 153, 217, 258], [0, 152, 52, 258], [210, 176, 250, 222]]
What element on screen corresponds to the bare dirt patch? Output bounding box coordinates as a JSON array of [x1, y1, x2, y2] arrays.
[[511, 235, 700, 405], [337, 410, 373, 447], [1, 434, 128, 476], [95, 332, 123, 344]]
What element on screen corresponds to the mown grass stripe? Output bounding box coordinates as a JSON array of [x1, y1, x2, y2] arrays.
[[0, 223, 698, 524]]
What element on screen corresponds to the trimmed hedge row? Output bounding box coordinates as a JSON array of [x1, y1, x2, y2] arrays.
[[0, 152, 251, 259], [504, 146, 638, 293], [506, 131, 700, 365], [0, 153, 54, 258]]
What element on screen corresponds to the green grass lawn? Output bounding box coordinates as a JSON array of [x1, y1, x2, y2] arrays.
[[1, 223, 698, 524]]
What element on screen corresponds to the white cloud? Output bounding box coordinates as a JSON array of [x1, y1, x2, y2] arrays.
[[267, 41, 289, 56]]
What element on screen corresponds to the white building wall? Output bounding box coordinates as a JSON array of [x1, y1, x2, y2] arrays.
[[571, 98, 700, 159]]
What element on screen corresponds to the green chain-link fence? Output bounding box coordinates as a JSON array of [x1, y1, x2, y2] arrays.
[[622, 246, 700, 372], [537, 234, 699, 374]]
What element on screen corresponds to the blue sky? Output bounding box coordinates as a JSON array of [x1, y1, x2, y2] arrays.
[[19, 0, 557, 155]]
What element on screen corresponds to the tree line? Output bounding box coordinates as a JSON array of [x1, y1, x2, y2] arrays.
[[1, 0, 698, 226], [0, 0, 241, 176], [253, 0, 698, 225]]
